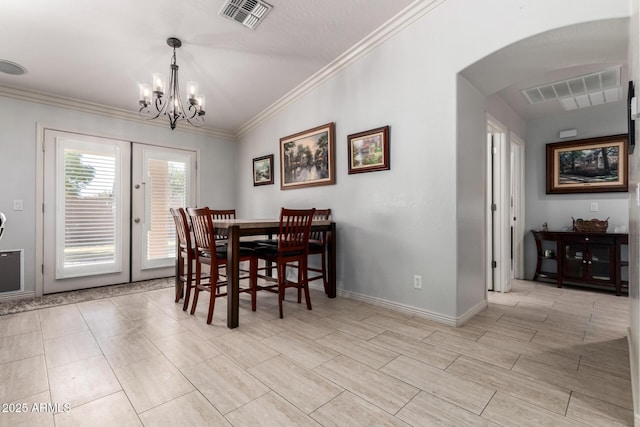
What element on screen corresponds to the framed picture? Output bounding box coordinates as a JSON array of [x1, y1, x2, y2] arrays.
[[546, 134, 628, 194], [280, 122, 335, 190], [347, 126, 390, 174], [253, 154, 274, 186]]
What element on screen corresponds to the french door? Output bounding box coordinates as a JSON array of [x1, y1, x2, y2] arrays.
[[43, 130, 196, 293]]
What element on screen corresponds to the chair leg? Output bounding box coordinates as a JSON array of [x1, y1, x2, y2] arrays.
[[190, 261, 201, 315], [302, 259, 312, 311], [175, 254, 184, 303], [321, 250, 328, 294], [182, 258, 193, 311], [206, 284, 216, 325], [278, 263, 285, 319], [250, 258, 257, 312], [297, 261, 302, 304]]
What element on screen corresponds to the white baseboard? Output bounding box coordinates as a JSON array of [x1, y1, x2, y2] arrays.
[[334, 287, 487, 327], [628, 326, 639, 426]]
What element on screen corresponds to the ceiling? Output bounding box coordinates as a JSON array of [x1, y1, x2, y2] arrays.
[[0, 0, 413, 134], [462, 18, 630, 122], [0, 3, 630, 134]]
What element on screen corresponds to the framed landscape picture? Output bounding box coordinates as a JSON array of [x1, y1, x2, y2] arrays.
[[347, 126, 390, 174], [280, 122, 335, 190], [253, 154, 274, 186], [546, 134, 628, 194]]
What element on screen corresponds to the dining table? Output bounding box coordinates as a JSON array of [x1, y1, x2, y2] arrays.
[[212, 218, 336, 328]]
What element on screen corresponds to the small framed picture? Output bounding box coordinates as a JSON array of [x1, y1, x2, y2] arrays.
[[253, 154, 274, 186], [347, 126, 390, 174]]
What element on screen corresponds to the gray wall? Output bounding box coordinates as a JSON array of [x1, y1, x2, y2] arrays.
[[627, 0, 640, 421], [236, 0, 629, 322], [0, 96, 238, 294], [524, 102, 629, 279]]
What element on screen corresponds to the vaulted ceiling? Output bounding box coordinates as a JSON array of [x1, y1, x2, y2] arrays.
[[0, 0, 412, 134], [0, 2, 630, 135]]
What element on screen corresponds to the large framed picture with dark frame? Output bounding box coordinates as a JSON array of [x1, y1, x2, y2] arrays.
[[546, 134, 628, 194], [279, 122, 335, 190]]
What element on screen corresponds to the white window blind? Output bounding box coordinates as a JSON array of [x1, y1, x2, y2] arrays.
[[56, 139, 123, 278], [142, 150, 191, 269]]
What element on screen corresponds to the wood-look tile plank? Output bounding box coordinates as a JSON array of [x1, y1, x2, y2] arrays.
[[138, 391, 229, 426], [481, 392, 585, 427], [248, 355, 343, 414], [446, 356, 571, 415], [314, 355, 419, 414], [381, 355, 494, 415], [369, 331, 459, 370], [566, 391, 634, 427], [397, 391, 498, 427], [423, 330, 519, 370], [311, 391, 410, 426], [225, 391, 320, 426], [512, 356, 633, 410], [315, 331, 398, 369], [181, 354, 269, 415]]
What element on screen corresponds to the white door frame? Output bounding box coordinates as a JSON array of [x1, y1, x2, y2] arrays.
[[486, 115, 511, 293], [510, 132, 526, 280], [35, 124, 201, 296]]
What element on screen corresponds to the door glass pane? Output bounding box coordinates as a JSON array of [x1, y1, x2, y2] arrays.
[[590, 244, 610, 280], [142, 151, 191, 269], [56, 139, 122, 278], [563, 243, 584, 278]]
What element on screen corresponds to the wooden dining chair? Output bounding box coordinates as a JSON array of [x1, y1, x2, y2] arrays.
[[170, 207, 197, 311], [255, 208, 316, 318], [209, 209, 236, 242], [307, 209, 331, 294], [186, 207, 258, 324]]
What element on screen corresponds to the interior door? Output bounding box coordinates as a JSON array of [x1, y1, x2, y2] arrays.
[[130, 144, 196, 282], [43, 130, 131, 293]]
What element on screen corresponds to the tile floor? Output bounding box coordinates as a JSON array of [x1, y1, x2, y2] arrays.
[[0, 279, 633, 426]]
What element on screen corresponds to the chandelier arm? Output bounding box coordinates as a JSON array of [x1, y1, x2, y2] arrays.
[[137, 37, 205, 130]]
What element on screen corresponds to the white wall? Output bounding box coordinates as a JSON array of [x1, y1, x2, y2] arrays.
[[486, 94, 526, 140], [524, 102, 629, 279], [456, 75, 487, 316], [627, 0, 640, 423], [0, 96, 238, 295], [237, 0, 631, 322]]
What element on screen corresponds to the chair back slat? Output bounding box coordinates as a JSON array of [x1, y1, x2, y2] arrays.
[[187, 207, 216, 261], [210, 209, 236, 241], [309, 209, 331, 242], [278, 208, 315, 253], [170, 207, 191, 251]]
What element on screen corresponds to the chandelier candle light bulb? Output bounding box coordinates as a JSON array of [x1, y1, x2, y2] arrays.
[[138, 37, 205, 130]]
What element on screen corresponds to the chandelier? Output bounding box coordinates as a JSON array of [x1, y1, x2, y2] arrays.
[[138, 38, 205, 130]]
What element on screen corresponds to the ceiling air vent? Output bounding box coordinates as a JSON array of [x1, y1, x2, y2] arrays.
[[219, 0, 273, 30], [521, 66, 622, 111]]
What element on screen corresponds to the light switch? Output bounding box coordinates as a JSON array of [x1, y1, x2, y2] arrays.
[[590, 202, 598, 212], [13, 200, 23, 211]]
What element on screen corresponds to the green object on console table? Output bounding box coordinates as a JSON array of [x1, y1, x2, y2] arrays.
[[531, 230, 628, 296]]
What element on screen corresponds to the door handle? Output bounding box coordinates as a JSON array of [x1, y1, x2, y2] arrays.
[[134, 218, 141, 223]]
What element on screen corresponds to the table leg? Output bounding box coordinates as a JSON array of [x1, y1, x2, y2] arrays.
[[227, 225, 240, 328], [327, 222, 336, 298]]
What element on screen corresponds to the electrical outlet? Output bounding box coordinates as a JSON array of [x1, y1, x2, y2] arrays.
[[413, 274, 422, 289], [590, 202, 598, 212], [13, 200, 23, 211]]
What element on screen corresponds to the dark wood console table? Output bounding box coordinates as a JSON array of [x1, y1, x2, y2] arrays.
[[531, 230, 628, 296]]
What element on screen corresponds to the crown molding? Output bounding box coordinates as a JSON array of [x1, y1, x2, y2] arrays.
[[0, 84, 236, 140], [236, 0, 447, 138]]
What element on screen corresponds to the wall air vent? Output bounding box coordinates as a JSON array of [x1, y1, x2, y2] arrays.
[[219, 0, 273, 30], [521, 66, 622, 111]]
